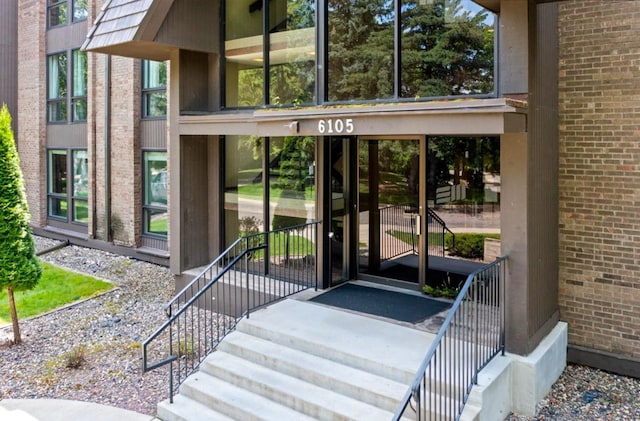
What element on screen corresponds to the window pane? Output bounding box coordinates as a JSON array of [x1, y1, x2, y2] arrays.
[[48, 53, 67, 122], [224, 136, 264, 246], [400, 0, 495, 98], [225, 0, 264, 107], [144, 151, 167, 205], [328, 0, 394, 101], [268, 0, 316, 106], [49, 197, 68, 219], [73, 150, 88, 199], [142, 60, 167, 89], [73, 199, 88, 223], [73, 0, 88, 21], [72, 50, 87, 121], [144, 208, 168, 236], [48, 53, 67, 100], [48, 150, 67, 194], [269, 136, 316, 231], [48, 1, 68, 27], [143, 92, 167, 117]]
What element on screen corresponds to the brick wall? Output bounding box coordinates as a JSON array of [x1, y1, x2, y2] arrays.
[[17, 0, 46, 227], [559, 0, 640, 358]]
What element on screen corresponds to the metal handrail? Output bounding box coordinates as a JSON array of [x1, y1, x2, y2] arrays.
[[392, 256, 507, 420], [427, 208, 455, 256], [142, 221, 319, 402]]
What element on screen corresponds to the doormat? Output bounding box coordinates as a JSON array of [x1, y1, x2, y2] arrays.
[[309, 283, 451, 324]]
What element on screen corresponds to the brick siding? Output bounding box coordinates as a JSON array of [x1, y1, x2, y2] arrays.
[[559, 0, 640, 358]]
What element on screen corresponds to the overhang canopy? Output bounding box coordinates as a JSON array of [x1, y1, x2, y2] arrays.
[[473, 0, 566, 13], [82, 0, 175, 61], [179, 98, 528, 137]]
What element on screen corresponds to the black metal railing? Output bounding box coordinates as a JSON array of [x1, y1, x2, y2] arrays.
[[427, 208, 455, 258], [392, 256, 506, 421], [142, 221, 318, 402], [380, 205, 419, 261], [379, 206, 455, 261]]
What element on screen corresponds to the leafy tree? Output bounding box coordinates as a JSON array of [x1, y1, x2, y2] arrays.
[[0, 105, 42, 345]]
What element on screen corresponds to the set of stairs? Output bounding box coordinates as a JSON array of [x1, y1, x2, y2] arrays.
[[157, 298, 486, 421]]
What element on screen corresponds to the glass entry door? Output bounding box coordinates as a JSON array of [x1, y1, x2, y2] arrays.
[[358, 139, 421, 284]]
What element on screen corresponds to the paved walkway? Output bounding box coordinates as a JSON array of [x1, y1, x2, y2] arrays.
[[0, 399, 158, 421]]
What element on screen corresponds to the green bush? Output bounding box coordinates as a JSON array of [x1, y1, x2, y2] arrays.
[[445, 233, 500, 259]]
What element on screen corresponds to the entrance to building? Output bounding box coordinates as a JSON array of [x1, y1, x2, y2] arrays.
[[326, 136, 425, 289]]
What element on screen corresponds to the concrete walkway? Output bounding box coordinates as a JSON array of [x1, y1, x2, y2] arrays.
[[0, 399, 158, 421]]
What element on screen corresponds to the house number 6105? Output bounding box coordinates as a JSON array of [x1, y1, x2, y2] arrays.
[[318, 118, 354, 134]]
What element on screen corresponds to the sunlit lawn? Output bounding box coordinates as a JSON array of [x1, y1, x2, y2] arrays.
[[0, 262, 113, 325]]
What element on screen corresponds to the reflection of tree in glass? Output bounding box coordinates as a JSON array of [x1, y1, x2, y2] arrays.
[[272, 136, 314, 262]]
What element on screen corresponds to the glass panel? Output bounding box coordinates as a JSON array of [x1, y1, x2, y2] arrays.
[[73, 0, 88, 21], [144, 152, 168, 205], [49, 197, 68, 219], [225, 0, 264, 107], [328, 0, 394, 102], [142, 60, 167, 89], [48, 150, 67, 194], [143, 91, 167, 117], [224, 136, 265, 246], [142, 60, 167, 117], [72, 150, 88, 199], [144, 208, 168, 236], [269, 136, 316, 231], [48, 53, 67, 122], [400, 0, 495, 98], [73, 199, 88, 223], [427, 136, 500, 234], [48, 1, 68, 27], [359, 139, 420, 281], [72, 50, 87, 121], [268, 0, 316, 105]]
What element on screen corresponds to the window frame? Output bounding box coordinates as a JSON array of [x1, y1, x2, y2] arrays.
[[141, 60, 168, 119], [71, 149, 89, 224], [142, 150, 168, 238], [47, 149, 69, 221], [47, 0, 68, 28], [47, 51, 68, 124], [71, 49, 88, 122]]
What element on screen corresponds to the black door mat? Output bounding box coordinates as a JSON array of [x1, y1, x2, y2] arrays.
[[309, 283, 451, 324]]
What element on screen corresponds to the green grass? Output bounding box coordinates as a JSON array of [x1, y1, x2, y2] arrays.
[[248, 232, 315, 260], [0, 262, 113, 325]]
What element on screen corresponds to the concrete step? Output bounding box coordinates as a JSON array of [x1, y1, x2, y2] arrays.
[[157, 394, 236, 421], [236, 299, 435, 384], [218, 330, 408, 411], [200, 351, 396, 420]]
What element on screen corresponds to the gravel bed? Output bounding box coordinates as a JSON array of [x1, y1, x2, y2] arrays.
[[0, 237, 175, 415], [507, 364, 640, 420], [2, 237, 640, 419]]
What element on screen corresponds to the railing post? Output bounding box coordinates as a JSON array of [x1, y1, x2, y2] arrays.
[[474, 276, 480, 385], [245, 236, 251, 320], [168, 323, 174, 403]]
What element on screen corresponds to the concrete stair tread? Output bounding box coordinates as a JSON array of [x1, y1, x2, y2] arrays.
[[202, 351, 396, 420], [218, 330, 408, 411], [237, 299, 435, 383], [180, 373, 319, 421], [157, 395, 236, 421]]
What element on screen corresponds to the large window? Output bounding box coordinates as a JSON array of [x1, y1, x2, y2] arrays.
[[224, 135, 316, 247], [142, 60, 167, 118], [48, 50, 87, 123], [223, 0, 494, 107], [224, 0, 316, 107], [143, 151, 168, 237], [48, 52, 68, 122], [48, 149, 89, 224]]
